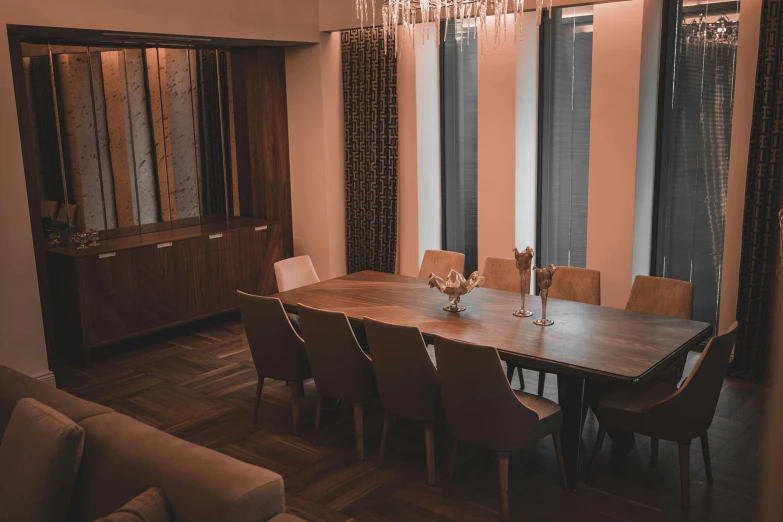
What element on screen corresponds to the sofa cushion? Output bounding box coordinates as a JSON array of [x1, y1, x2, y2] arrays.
[[0, 366, 112, 439], [94, 487, 170, 522], [0, 398, 85, 522], [76, 412, 284, 522]]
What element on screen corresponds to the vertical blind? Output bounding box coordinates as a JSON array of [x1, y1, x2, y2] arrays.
[[654, 0, 740, 327], [538, 8, 594, 269], [440, 20, 479, 274]]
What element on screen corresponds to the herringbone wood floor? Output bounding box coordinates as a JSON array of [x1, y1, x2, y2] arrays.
[[54, 314, 763, 522]]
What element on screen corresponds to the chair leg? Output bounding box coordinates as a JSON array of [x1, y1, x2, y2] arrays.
[[425, 424, 436, 486], [678, 440, 692, 509], [538, 371, 546, 396], [700, 433, 713, 485], [443, 438, 459, 498], [287, 382, 301, 436], [353, 402, 364, 460], [588, 425, 607, 483], [378, 410, 389, 467], [517, 367, 526, 390], [498, 453, 510, 522], [651, 437, 659, 464], [312, 394, 324, 443], [253, 377, 264, 424], [552, 431, 568, 489]]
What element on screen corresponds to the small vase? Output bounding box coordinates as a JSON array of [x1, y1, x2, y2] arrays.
[[534, 288, 554, 326], [513, 270, 532, 317]]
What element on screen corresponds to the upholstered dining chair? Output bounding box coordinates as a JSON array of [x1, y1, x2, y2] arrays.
[[626, 275, 694, 386], [481, 257, 530, 390], [237, 292, 312, 436], [434, 336, 567, 522], [418, 250, 466, 279], [364, 318, 443, 485], [274, 255, 319, 292], [297, 304, 378, 460], [531, 266, 602, 396], [588, 322, 739, 509]]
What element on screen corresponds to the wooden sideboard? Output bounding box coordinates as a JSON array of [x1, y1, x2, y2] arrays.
[[46, 218, 284, 364]]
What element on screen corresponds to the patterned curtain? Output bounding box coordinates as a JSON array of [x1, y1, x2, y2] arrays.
[[729, 0, 783, 383], [342, 29, 399, 274]]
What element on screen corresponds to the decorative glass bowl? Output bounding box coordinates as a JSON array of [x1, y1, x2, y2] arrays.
[[428, 269, 485, 313]]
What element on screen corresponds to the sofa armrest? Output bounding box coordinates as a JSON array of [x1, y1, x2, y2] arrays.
[[76, 413, 285, 522]]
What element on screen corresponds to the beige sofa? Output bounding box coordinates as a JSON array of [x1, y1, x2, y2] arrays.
[[0, 366, 301, 522]]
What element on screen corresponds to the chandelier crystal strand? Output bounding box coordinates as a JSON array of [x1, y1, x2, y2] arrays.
[[356, 0, 541, 54]]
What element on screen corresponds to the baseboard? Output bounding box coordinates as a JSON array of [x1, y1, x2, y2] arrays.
[[35, 371, 57, 387]]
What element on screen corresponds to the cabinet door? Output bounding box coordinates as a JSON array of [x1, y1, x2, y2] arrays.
[[76, 250, 138, 346], [233, 227, 265, 295], [133, 242, 187, 331], [182, 231, 237, 316], [260, 224, 286, 295]]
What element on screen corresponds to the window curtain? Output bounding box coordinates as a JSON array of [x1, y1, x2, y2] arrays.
[[342, 29, 398, 274], [729, 0, 783, 383]]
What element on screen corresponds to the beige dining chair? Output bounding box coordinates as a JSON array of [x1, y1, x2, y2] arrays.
[[418, 250, 465, 279], [626, 275, 694, 386], [297, 304, 378, 460], [481, 257, 530, 391], [434, 335, 567, 522], [274, 255, 319, 292], [364, 318, 443, 485], [588, 322, 738, 509], [533, 266, 602, 395], [237, 292, 312, 436]]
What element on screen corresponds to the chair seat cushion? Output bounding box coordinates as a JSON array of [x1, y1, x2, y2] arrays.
[[0, 398, 85, 522], [513, 391, 562, 437], [268, 514, 308, 522], [596, 381, 678, 433], [94, 487, 170, 522]]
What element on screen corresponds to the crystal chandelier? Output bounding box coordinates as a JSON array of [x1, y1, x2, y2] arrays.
[[356, 0, 552, 54]]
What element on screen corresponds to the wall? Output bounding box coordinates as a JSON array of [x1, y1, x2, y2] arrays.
[[586, 0, 646, 308], [718, 0, 762, 335], [285, 33, 346, 281], [0, 0, 319, 381], [477, 14, 517, 272], [397, 26, 442, 277]]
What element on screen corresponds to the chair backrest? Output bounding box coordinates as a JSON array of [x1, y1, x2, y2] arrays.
[[482, 257, 529, 294], [237, 292, 310, 382], [297, 304, 376, 402], [547, 266, 601, 305], [644, 322, 739, 440], [364, 318, 442, 424], [418, 250, 466, 279], [433, 336, 540, 451], [625, 275, 693, 320], [274, 255, 319, 292]]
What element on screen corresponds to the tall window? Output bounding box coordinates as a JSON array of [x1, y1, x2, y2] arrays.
[[440, 21, 479, 273], [653, 0, 740, 327], [537, 7, 594, 268]]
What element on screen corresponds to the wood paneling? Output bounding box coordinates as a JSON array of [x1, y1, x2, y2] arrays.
[[230, 47, 293, 259], [47, 220, 284, 362]]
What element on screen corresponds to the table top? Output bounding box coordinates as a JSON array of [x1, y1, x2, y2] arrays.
[[272, 271, 713, 385]]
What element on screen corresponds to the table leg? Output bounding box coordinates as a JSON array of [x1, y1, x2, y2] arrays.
[[557, 375, 584, 490]]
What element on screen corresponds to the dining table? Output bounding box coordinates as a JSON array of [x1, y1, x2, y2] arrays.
[[272, 270, 713, 489]]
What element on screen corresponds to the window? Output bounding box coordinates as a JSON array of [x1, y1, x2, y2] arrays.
[[440, 20, 479, 274], [537, 7, 594, 269], [653, 0, 740, 327]]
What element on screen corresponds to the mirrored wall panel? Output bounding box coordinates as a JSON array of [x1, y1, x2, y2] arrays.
[[21, 41, 235, 239]]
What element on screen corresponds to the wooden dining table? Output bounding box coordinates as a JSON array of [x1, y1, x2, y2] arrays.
[[272, 270, 713, 489]]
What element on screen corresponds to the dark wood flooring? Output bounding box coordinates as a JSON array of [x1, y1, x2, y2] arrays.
[[54, 314, 764, 522]]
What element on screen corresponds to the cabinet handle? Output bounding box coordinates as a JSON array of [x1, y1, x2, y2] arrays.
[[98, 252, 116, 259], [157, 242, 173, 249], [255, 226, 268, 231], [209, 233, 223, 240]]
